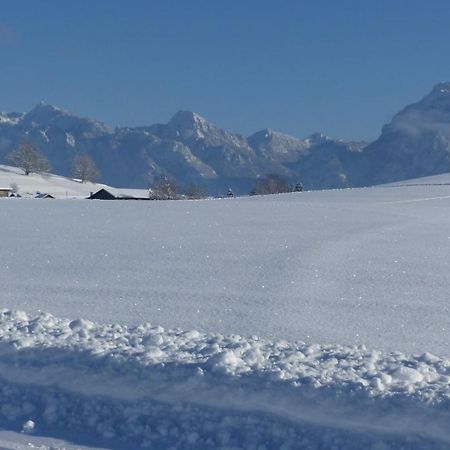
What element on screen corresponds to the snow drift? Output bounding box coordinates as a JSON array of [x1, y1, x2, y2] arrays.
[[0, 309, 449, 449]]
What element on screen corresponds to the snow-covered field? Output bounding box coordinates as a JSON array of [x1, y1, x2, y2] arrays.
[[0, 164, 149, 199], [1, 175, 450, 448]]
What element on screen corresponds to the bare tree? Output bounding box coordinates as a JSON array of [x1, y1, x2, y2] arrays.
[[7, 141, 51, 176], [72, 153, 100, 183], [9, 182, 19, 194], [253, 174, 291, 195], [150, 175, 179, 200], [185, 183, 207, 199]]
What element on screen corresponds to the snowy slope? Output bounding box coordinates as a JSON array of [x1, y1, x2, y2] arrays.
[[0, 164, 149, 199], [1, 179, 450, 448], [383, 172, 450, 186], [1, 182, 450, 355]]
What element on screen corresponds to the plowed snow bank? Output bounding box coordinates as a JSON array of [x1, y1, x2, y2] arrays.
[[0, 310, 449, 449]]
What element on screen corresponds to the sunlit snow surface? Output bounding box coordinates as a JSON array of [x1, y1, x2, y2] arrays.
[[1, 181, 450, 449], [1, 184, 450, 355]]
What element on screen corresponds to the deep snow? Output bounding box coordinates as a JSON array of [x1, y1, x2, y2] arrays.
[[0, 309, 449, 449], [1, 183, 450, 355], [1, 178, 450, 448]]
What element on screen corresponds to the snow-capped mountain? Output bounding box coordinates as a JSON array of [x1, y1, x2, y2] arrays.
[[0, 104, 363, 193], [147, 110, 267, 181], [362, 82, 450, 185], [2, 82, 450, 193], [248, 128, 310, 159]]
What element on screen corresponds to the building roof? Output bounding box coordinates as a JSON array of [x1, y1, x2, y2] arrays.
[[87, 188, 117, 200], [88, 188, 151, 200], [35, 192, 55, 199]]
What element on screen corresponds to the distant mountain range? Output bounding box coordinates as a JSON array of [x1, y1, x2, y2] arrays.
[[1, 82, 450, 194]]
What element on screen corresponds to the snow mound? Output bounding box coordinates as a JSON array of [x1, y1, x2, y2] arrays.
[[0, 310, 449, 449]]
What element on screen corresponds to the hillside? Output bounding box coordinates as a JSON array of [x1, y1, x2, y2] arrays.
[[0, 164, 149, 199]]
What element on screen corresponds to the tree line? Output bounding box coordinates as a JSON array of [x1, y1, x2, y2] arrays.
[[149, 175, 207, 200], [7, 141, 100, 183], [250, 174, 303, 195], [6, 141, 208, 198], [149, 173, 303, 200]]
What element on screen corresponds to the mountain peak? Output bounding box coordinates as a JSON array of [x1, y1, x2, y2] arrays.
[[165, 110, 219, 140], [306, 132, 331, 145], [33, 101, 63, 112], [169, 110, 210, 129], [26, 102, 65, 122], [249, 128, 300, 143], [249, 128, 275, 140], [416, 82, 450, 107], [19, 103, 112, 137], [388, 82, 450, 135], [430, 82, 450, 96]]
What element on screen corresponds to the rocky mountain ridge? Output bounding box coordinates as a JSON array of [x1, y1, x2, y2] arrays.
[[362, 82, 450, 185], [1, 83, 450, 193]]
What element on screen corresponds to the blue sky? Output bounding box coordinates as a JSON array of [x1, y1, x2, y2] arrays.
[[1, 0, 450, 140]]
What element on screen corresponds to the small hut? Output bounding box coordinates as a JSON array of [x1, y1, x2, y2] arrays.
[[87, 189, 117, 200], [35, 193, 55, 199]]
